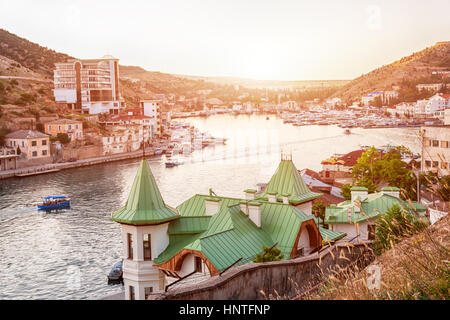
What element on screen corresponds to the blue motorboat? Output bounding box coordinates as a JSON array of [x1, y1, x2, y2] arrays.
[[37, 196, 71, 210]]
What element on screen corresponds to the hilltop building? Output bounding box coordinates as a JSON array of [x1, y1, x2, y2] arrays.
[[325, 186, 426, 242], [111, 157, 345, 299], [53, 55, 125, 115]]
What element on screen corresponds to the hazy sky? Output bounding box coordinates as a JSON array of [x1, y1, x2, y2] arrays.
[[0, 0, 449, 80]]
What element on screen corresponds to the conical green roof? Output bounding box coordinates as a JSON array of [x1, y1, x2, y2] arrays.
[[260, 160, 322, 204], [111, 160, 179, 225]]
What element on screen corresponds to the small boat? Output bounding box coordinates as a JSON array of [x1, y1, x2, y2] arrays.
[[38, 196, 71, 210], [154, 148, 163, 155], [165, 161, 182, 168], [266, 116, 270, 120], [344, 129, 351, 135], [107, 260, 123, 282]]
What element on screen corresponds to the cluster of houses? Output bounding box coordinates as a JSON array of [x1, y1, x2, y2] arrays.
[[111, 154, 430, 300]]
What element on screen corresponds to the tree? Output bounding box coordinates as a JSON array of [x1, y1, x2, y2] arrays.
[[56, 133, 71, 144], [16, 146, 21, 155], [340, 184, 352, 200], [312, 201, 326, 225], [252, 245, 284, 263], [437, 175, 450, 201], [352, 146, 417, 199], [374, 204, 428, 255]]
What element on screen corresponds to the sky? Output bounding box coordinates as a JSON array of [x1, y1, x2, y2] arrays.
[[0, 0, 449, 81]]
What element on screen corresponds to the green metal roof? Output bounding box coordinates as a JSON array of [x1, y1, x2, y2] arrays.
[[259, 160, 322, 204], [381, 186, 400, 191], [111, 160, 179, 225], [350, 186, 368, 191], [325, 192, 426, 225], [154, 193, 323, 271]]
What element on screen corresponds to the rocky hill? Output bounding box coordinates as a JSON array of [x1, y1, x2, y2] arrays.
[[0, 29, 72, 78], [334, 41, 450, 103]]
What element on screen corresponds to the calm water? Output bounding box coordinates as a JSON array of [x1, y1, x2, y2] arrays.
[[0, 115, 420, 299]]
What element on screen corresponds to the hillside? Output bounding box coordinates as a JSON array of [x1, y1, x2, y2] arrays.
[[334, 41, 450, 103], [0, 29, 72, 77], [305, 215, 449, 300]]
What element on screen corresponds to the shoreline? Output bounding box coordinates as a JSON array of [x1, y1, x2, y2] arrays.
[[0, 148, 158, 180]]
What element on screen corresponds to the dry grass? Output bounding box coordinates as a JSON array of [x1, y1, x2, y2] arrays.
[[303, 215, 449, 300]]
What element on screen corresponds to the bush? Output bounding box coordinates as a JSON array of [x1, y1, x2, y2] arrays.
[[374, 204, 428, 255], [56, 133, 71, 144], [252, 245, 284, 263]]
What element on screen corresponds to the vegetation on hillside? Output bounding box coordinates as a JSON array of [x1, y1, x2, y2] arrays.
[[0, 29, 72, 76], [334, 41, 450, 104], [303, 214, 448, 300]]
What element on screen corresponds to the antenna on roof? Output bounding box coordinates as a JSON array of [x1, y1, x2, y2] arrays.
[[142, 125, 145, 160]]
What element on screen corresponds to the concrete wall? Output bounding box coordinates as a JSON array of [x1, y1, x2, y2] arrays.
[[151, 243, 371, 300]]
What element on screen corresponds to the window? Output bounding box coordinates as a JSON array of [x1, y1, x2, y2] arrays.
[[143, 234, 152, 260], [42, 139, 47, 146], [432, 161, 439, 168], [68, 125, 72, 130], [21, 141, 24, 147], [441, 141, 449, 148], [127, 233, 133, 259], [32, 151, 38, 157], [129, 286, 135, 300], [144, 287, 153, 299], [42, 150, 47, 156], [432, 140, 439, 147], [32, 140, 37, 147], [48, 125, 51, 131], [441, 162, 448, 170], [425, 160, 431, 168], [194, 256, 202, 273], [368, 225, 376, 240]]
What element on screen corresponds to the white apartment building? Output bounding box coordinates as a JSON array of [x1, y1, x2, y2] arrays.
[[140, 100, 163, 137], [382, 90, 399, 104], [421, 126, 450, 176], [54, 55, 125, 115], [282, 100, 299, 110], [102, 125, 150, 156], [416, 83, 449, 92], [361, 91, 383, 106]]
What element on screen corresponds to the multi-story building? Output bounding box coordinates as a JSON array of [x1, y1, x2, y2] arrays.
[[421, 125, 450, 176], [382, 90, 399, 104], [45, 119, 83, 141], [54, 55, 125, 115], [5, 130, 51, 161], [361, 91, 383, 106], [140, 99, 163, 137], [416, 83, 449, 92], [102, 124, 150, 156]]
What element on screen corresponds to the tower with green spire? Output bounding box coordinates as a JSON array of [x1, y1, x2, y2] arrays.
[[112, 160, 179, 299]]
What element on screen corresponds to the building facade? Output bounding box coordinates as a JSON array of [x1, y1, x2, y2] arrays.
[[45, 119, 83, 141], [421, 126, 450, 176], [5, 130, 51, 160], [54, 55, 124, 115]]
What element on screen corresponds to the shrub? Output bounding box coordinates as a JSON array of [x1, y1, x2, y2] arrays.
[[56, 133, 71, 144], [374, 204, 428, 255], [253, 245, 284, 263]]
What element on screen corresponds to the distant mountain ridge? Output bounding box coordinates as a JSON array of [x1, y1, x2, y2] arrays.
[[333, 41, 450, 102]]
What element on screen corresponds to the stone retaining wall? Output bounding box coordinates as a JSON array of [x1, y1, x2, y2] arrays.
[[151, 243, 373, 300]]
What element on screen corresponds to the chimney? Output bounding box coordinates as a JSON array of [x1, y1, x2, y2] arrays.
[[267, 191, 277, 203], [350, 186, 368, 203], [248, 201, 262, 227], [205, 198, 220, 216], [381, 186, 400, 198], [281, 193, 290, 204], [244, 189, 256, 200], [239, 200, 248, 215]]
